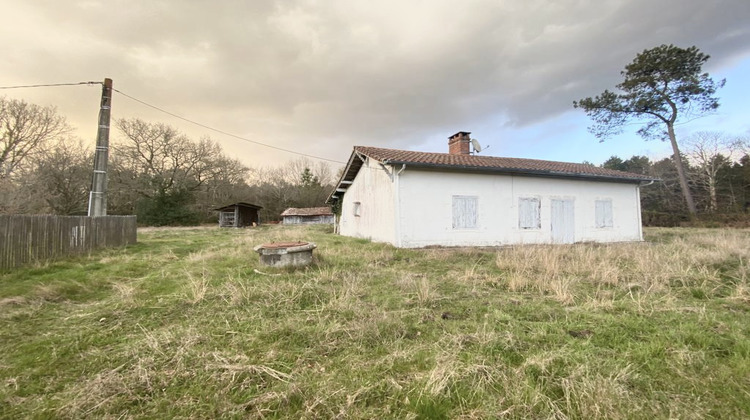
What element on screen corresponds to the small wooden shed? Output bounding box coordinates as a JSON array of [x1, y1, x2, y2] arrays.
[[281, 207, 335, 225], [215, 202, 262, 228]]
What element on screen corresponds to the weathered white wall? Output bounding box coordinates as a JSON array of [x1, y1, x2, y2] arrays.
[[338, 158, 396, 243], [394, 169, 643, 247], [283, 215, 334, 225]]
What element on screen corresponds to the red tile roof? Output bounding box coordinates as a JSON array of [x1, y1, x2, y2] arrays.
[[354, 146, 654, 181], [327, 146, 656, 203], [280, 207, 333, 217]]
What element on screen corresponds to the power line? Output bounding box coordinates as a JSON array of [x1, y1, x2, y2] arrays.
[[0, 81, 100, 90], [0, 80, 347, 164], [112, 88, 347, 165]]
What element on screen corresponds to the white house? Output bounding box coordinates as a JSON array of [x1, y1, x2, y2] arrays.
[[328, 132, 655, 248]]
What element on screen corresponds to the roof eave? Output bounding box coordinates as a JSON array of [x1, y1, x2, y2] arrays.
[[381, 160, 657, 184], [327, 150, 368, 203], [214, 202, 263, 211]]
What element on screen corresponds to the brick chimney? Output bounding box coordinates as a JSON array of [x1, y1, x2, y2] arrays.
[[448, 131, 471, 155]]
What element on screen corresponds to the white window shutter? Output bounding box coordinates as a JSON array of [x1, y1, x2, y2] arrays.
[[595, 199, 613, 228], [519, 197, 540, 229], [452, 196, 478, 229]]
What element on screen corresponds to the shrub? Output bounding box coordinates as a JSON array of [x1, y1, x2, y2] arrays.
[[136, 189, 201, 226]]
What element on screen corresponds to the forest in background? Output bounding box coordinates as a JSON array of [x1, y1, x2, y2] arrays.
[[0, 97, 335, 225], [596, 131, 750, 225], [1, 96, 748, 226]]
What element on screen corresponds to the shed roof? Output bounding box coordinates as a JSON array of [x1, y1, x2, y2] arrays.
[[214, 202, 263, 212], [328, 146, 657, 202], [281, 207, 333, 217]]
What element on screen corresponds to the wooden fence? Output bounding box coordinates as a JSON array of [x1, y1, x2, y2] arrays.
[[0, 215, 137, 270]]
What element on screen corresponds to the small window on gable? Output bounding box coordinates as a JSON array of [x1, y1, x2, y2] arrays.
[[353, 202, 361, 217], [595, 199, 613, 228], [519, 197, 541, 229], [452, 195, 478, 229]]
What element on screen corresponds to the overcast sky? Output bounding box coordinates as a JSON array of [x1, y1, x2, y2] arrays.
[[1, 0, 749, 170]]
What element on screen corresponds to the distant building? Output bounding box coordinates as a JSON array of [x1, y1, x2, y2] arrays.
[[328, 131, 656, 248], [281, 207, 335, 225], [214, 202, 262, 228]]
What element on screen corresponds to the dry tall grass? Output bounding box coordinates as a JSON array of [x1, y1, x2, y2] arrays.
[[2, 226, 749, 419], [494, 228, 750, 306]]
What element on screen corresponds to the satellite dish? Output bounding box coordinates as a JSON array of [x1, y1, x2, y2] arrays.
[[471, 138, 482, 153]]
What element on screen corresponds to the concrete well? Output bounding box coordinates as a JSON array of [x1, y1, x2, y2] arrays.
[[254, 242, 317, 267]]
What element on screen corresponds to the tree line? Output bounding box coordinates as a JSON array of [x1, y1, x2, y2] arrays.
[[0, 96, 336, 225], [599, 131, 749, 225], [2, 81, 748, 227]]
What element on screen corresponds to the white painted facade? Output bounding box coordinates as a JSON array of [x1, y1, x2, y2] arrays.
[[339, 161, 644, 248], [282, 215, 335, 225], [338, 158, 397, 244]]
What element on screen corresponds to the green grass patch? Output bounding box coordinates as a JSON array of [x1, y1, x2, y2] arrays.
[[1, 225, 749, 418]]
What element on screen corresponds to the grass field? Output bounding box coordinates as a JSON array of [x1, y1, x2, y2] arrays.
[[1, 225, 749, 419]]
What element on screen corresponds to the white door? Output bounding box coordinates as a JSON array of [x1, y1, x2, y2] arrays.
[[551, 199, 575, 244]]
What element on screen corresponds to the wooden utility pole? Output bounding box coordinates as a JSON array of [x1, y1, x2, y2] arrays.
[[88, 78, 112, 217]]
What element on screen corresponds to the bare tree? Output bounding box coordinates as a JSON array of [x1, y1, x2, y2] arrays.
[[36, 139, 92, 214], [112, 118, 251, 224], [114, 118, 231, 196], [737, 136, 750, 157], [249, 165, 297, 219], [194, 155, 251, 218], [246, 158, 341, 220], [0, 97, 70, 180], [683, 132, 738, 212]]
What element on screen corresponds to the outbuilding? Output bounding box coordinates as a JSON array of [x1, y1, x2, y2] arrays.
[[281, 207, 335, 225], [328, 131, 656, 248], [214, 202, 262, 228]]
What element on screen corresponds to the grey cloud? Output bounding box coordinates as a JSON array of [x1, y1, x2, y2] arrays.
[[1, 0, 749, 164]]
